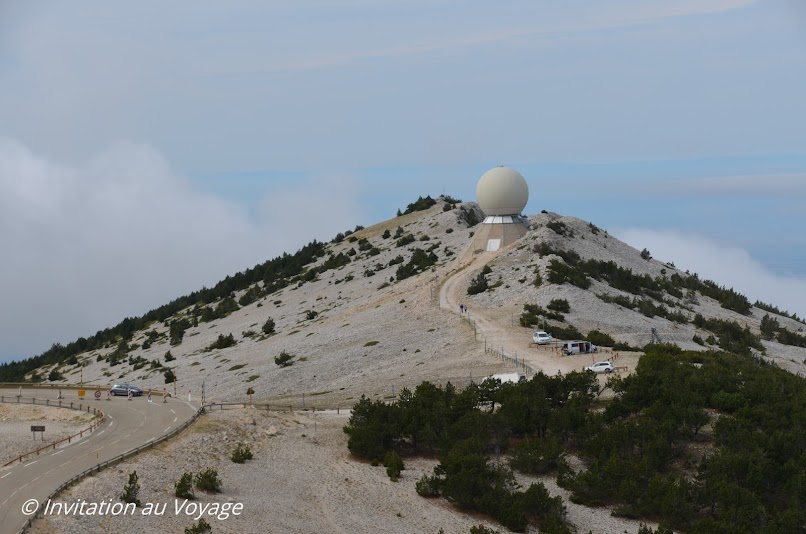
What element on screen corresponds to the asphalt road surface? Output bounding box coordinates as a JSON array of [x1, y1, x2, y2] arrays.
[[0, 387, 198, 534]]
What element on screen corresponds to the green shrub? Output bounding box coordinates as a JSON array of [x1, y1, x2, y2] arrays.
[[175, 472, 194, 499], [403, 195, 437, 214], [194, 468, 222, 493], [164, 369, 176, 384], [305, 310, 318, 320], [547, 260, 591, 289], [586, 330, 616, 347], [231, 442, 254, 464], [261, 318, 276, 335], [546, 220, 569, 236], [184, 518, 212, 534], [459, 206, 480, 227], [275, 351, 295, 367], [48, 369, 64, 382], [549, 325, 583, 340], [396, 248, 438, 281], [467, 271, 489, 295], [396, 234, 416, 247], [415, 474, 441, 497], [547, 299, 570, 313], [205, 333, 236, 351], [121, 471, 141, 506], [510, 436, 564, 475], [383, 450, 404, 481]]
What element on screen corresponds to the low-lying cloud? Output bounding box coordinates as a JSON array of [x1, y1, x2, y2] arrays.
[[615, 227, 806, 320], [0, 139, 364, 362]]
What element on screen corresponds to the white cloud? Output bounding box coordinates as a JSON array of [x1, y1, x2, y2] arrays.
[[0, 139, 364, 361], [614, 228, 806, 319]]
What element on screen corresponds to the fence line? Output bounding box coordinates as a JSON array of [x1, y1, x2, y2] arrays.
[[456, 312, 538, 377], [0, 396, 105, 467]]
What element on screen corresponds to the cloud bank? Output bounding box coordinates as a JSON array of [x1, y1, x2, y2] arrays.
[[0, 139, 364, 362], [615, 228, 806, 320]]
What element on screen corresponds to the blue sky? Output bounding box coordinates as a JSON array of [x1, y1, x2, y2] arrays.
[[1, 0, 805, 362]]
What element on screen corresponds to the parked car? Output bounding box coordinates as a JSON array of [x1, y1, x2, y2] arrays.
[[584, 361, 614, 374], [532, 331, 553, 344], [562, 340, 598, 355], [110, 383, 143, 396]]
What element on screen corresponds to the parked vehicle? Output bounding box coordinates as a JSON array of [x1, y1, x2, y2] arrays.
[[585, 361, 614, 374], [484, 373, 526, 384], [532, 331, 553, 345], [110, 383, 143, 396], [562, 340, 598, 355]]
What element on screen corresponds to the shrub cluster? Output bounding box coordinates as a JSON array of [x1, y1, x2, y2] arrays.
[[755, 300, 804, 323], [348, 344, 806, 532], [537, 243, 754, 316], [261, 317, 276, 335], [121, 471, 141, 506], [344, 375, 600, 532], [400, 195, 437, 215], [467, 265, 493, 295], [275, 351, 295, 368], [760, 313, 806, 347], [396, 248, 438, 281], [231, 442, 254, 464], [194, 468, 222, 493], [205, 333, 236, 351], [692, 314, 764, 355], [175, 472, 194, 499]]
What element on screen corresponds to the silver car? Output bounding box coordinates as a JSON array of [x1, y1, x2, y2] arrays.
[[110, 383, 143, 396]]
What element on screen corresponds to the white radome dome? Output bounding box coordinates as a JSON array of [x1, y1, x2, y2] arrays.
[[476, 166, 529, 216]]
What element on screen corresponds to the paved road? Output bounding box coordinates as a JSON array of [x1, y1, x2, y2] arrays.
[[0, 387, 198, 534]]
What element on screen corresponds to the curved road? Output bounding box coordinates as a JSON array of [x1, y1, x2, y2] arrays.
[[0, 387, 197, 534]]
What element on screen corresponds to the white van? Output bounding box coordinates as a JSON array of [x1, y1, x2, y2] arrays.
[[562, 341, 598, 355], [532, 331, 553, 345], [484, 373, 526, 384]]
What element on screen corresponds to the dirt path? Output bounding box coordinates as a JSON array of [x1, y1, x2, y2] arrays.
[[439, 250, 591, 377]]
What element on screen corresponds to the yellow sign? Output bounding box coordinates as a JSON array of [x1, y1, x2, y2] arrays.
[[78, 390, 86, 398]]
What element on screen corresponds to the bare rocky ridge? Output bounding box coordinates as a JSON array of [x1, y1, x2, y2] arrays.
[[33, 202, 806, 400], [16, 199, 806, 533]]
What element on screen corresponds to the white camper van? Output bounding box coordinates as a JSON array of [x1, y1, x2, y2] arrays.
[[562, 341, 598, 356], [484, 373, 526, 384]]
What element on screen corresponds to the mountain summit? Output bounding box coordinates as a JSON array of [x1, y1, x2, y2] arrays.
[[12, 196, 806, 403]]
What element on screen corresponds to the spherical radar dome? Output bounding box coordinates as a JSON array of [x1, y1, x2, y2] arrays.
[[476, 166, 529, 216]]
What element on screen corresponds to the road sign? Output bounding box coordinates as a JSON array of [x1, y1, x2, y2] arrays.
[[30, 425, 45, 432], [94, 390, 101, 399], [78, 390, 86, 398]]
